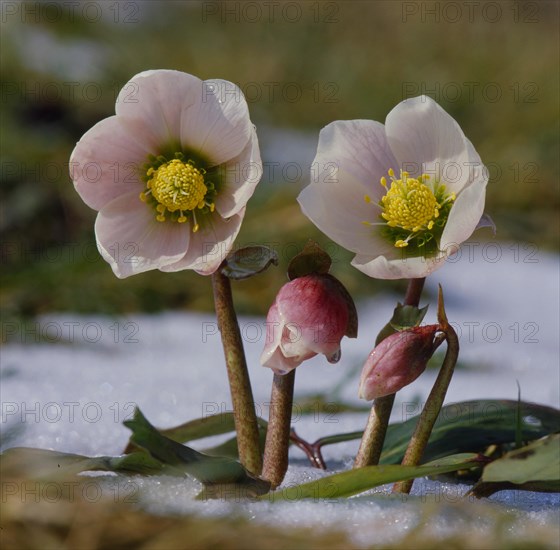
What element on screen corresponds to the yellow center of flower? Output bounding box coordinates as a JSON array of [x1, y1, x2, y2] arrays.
[[381, 169, 439, 233], [363, 169, 456, 249], [140, 158, 215, 230]]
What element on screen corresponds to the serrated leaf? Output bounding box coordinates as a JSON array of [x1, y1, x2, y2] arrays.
[[375, 303, 429, 345], [222, 245, 278, 280], [287, 241, 331, 280], [264, 453, 480, 501]]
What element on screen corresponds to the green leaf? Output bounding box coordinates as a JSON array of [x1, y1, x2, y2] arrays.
[[159, 412, 237, 443], [124, 408, 243, 482], [380, 400, 559, 465], [202, 422, 268, 458], [124, 407, 269, 495], [311, 400, 560, 467], [124, 412, 236, 453], [468, 479, 560, 498], [0, 447, 166, 479], [293, 394, 370, 415], [1, 447, 105, 479], [287, 240, 331, 280], [106, 451, 167, 475], [201, 434, 246, 458], [482, 434, 560, 485], [222, 245, 278, 280], [375, 302, 429, 345], [469, 434, 560, 497], [124, 412, 268, 458], [264, 453, 480, 501]]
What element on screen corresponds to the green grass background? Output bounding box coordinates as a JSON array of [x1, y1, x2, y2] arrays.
[[1, 0, 559, 320]]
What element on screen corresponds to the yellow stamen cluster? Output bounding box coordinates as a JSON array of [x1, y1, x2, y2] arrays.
[[364, 169, 456, 249], [140, 159, 214, 230], [380, 169, 439, 234]]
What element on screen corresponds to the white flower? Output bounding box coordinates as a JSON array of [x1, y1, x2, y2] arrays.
[[70, 70, 262, 278], [298, 96, 489, 279]]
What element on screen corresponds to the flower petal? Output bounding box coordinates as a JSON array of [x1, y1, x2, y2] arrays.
[[261, 343, 308, 375], [275, 275, 348, 356], [214, 126, 262, 218], [160, 209, 245, 275], [440, 166, 489, 254], [95, 191, 190, 278], [313, 119, 399, 201], [298, 120, 398, 255], [280, 324, 326, 360], [115, 70, 203, 151], [475, 213, 496, 235], [351, 250, 444, 280], [180, 79, 253, 167], [70, 116, 150, 210], [260, 302, 284, 361], [385, 96, 477, 194]]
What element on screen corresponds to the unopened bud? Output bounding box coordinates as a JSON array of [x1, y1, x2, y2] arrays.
[[261, 274, 355, 375], [358, 325, 439, 400]]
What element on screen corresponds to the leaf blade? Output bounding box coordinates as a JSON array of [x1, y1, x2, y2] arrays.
[[265, 454, 480, 501]]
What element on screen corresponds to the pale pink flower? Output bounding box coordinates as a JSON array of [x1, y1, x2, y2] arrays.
[[70, 70, 262, 278], [260, 274, 352, 375], [299, 96, 490, 279], [358, 325, 439, 400]]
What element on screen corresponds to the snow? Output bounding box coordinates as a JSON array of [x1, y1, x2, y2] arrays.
[[1, 242, 559, 546]]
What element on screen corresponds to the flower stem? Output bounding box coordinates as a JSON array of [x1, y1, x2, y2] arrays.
[[393, 285, 459, 494], [262, 370, 296, 489], [354, 277, 425, 468], [404, 277, 426, 308], [211, 269, 262, 476]]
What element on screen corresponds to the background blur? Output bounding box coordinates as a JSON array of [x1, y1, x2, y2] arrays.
[[1, 0, 559, 325]]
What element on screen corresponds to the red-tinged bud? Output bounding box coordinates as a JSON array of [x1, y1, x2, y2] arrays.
[[260, 274, 355, 375], [358, 325, 440, 400]]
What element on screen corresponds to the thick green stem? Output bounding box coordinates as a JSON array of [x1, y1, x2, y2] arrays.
[[354, 277, 425, 469], [393, 285, 459, 493], [211, 270, 262, 476], [262, 370, 296, 488]]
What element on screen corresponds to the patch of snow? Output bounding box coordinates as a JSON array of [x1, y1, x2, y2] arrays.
[[1, 243, 558, 545]]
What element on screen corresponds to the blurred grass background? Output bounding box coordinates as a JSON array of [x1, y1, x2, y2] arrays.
[[1, 0, 559, 322]]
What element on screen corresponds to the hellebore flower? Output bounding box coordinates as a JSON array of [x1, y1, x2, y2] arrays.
[[70, 70, 262, 278], [260, 274, 352, 375], [298, 95, 489, 279], [358, 324, 439, 400]]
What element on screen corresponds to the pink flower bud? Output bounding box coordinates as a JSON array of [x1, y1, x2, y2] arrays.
[[358, 325, 439, 400], [260, 274, 352, 375]]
